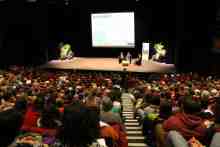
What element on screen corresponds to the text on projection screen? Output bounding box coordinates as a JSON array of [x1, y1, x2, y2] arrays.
[[91, 12, 135, 48]]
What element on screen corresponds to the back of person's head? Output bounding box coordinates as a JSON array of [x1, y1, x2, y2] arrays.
[[15, 98, 27, 113], [134, 90, 144, 99], [0, 109, 23, 146], [149, 95, 160, 106], [40, 105, 60, 128], [86, 90, 96, 101], [182, 96, 202, 114], [214, 97, 220, 123], [34, 96, 44, 111], [56, 98, 64, 108], [64, 102, 100, 146], [159, 99, 172, 119], [200, 97, 209, 110], [160, 91, 171, 99], [144, 93, 151, 103], [201, 90, 210, 99], [65, 87, 75, 100], [110, 87, 121, 102], [102, 97, 113, 112]]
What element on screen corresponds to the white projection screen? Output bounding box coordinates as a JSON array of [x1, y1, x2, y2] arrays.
[[91, 12, 135, 48]]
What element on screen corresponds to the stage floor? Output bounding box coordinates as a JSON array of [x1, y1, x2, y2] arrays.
[[42, 57, 175, 73]]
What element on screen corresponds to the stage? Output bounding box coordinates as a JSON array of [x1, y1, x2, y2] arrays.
[[41, 57, 175, 73]]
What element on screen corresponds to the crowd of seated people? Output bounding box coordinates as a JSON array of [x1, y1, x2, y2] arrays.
[[1, 65, 220, 147], [0, 66, 134, 147], [129, 73, 220, 147]]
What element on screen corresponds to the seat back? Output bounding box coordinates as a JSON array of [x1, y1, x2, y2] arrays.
[[210, 132, 220, 147], [165, 130, 188, 147]]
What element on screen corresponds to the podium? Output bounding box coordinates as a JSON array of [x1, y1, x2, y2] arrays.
[[142, 43, 149, 64]]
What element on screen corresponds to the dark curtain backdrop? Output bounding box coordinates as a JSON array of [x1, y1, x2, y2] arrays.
[[47, 1, 176, 62], [0, 0, 217, 73], [175, 1, 216, 72], [0, 1, 48, 67]]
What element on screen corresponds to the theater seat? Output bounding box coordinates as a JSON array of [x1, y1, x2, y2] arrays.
[[165, 131, 188, 147]]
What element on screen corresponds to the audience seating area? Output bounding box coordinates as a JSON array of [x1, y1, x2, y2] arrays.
[[0, 66, 220, 147]]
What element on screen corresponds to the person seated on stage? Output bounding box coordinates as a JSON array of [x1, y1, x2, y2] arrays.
[[126, 52, 132, 64], [151, 43, 166, 62], [135, 54, 142, 65], [118, 52, 124, 64], [60, 43, 74, 60]]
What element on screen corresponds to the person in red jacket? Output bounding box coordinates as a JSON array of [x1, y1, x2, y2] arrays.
[[162, 96, 207, 142], [21, 97, 60, 136]]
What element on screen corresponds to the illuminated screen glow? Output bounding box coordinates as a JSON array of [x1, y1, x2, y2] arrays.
[[91, 12, 135, 48]]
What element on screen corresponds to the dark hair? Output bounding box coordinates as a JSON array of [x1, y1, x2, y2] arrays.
[[34, 96, 44, 111], [149, 95, 160, 106], [109, 88, 121, 102], [15, 98, 27, 112], [0, 109, 23, 146], [2, 91, 13, 101], [160, 92, 170, 99], [102, 97, 113, 112], [182, 97, 202, 114], [64, 102, 100, 147], [65, 87, 75, 99], [200, 97, 209, 109], [144, 94, 151, 103], [159, 100, 172, 119], [40, 105, 60, 128], [214, 97, 220, 123], [134, 90, 144, 99]]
